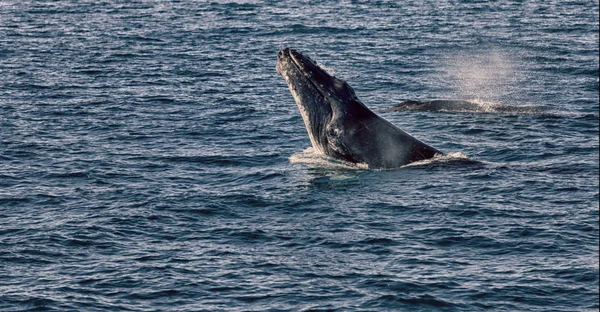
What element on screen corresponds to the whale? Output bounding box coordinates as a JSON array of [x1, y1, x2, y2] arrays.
[[385, 100, 482, 112], [276, 48, 442, 169], [383, 100, 544, 114]]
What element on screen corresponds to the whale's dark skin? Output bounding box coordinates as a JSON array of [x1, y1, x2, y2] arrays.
[[385, 100, 481, 112], [384, 100, 547, 114], [276, 48, 442, 169]]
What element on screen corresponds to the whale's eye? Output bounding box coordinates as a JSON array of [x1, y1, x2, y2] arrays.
[[327, 128, 340, 137]]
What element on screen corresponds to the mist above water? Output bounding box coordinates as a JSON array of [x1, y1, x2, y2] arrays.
[[442, 49, 523, 104]]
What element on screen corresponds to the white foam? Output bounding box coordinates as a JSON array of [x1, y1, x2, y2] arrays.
[[289, 147, 369, 170], [401, 152, 471, 168], [290, 148, 472, 170], [464, 99, 499, 112]]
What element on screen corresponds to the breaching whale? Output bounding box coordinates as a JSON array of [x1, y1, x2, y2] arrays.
[[276, 48, 442, 169]]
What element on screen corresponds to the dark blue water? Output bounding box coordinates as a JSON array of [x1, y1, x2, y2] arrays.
[[1, 1, 598, 311]]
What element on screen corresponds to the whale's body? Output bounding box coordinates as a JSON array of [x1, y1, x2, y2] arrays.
[[276, 48, 441, 169]]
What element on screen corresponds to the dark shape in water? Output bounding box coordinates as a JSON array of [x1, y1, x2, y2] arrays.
[[384, 100, 549, 114], [276, 48, 442, 169], [386, 100, 481, 112]]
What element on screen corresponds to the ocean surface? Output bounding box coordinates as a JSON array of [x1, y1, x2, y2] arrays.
[[1, 1, 598, 311]]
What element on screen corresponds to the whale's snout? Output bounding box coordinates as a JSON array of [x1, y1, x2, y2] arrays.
[[278, 47, 291, 58], [276, 48, 293, 75]]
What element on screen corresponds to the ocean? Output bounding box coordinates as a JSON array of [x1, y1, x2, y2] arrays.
[[1, 1, 598, 311]]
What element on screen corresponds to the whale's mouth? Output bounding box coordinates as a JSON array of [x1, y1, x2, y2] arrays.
[[277, 48, 333, 103], [277, 48, 329, 106], [276, 48, 336, 155]]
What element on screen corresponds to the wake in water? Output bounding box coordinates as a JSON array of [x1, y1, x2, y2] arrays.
[[290, 148, 474, 170]]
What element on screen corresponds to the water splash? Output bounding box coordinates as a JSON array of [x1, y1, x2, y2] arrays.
[[289, 147, 369, 169], [402, 152, 474, 168], [290, 148, 473, 170]]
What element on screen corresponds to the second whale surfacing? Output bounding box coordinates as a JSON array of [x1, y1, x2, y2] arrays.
[[276, 48, 442, 169]]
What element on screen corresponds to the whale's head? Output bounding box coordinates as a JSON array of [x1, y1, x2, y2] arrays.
[[276, 48, 376, 162]]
